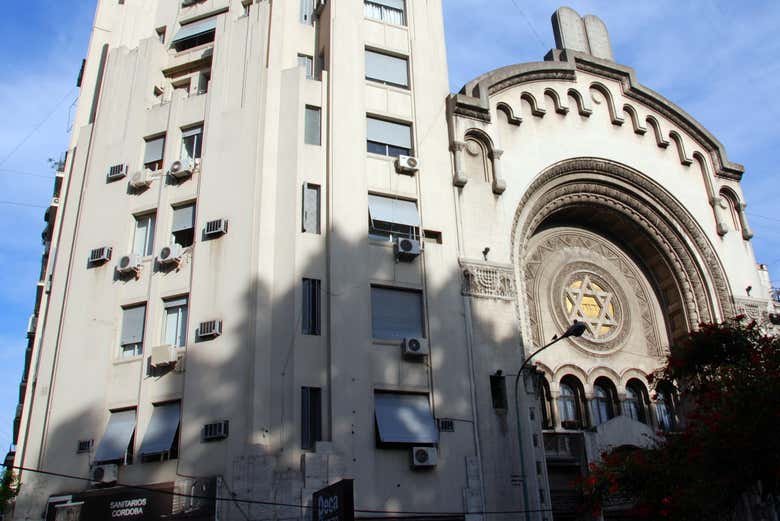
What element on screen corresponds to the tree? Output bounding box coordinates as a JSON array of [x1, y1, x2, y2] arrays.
[[0, 467, 18, 517], [581, 318, 780, 520]]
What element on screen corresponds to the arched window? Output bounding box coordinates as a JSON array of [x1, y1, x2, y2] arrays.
[[462, 134, 493, 183], [624, 379, 649, 424], [558, 376, 586, 429], [539, 377, 554, 430], [655, 381, 678, 432], [592, 377, 618, 425], [719, 190, 741, 232]]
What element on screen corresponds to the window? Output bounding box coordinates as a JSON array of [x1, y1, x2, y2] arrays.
[[197, 69, 211, 95], [94, 408, 136, 464], [374, 392, 438, 446], [370, 286, 424, 340], [181, 126, 203, 166], [300, 0, 314, 24], [156, 27, 167, 44], [305, 106, 321, 145], [171, 18, 216, 52], [364, 0, 405, 26], [367, 194, 420, 241], [133, 213, 156, 256], [302, 278, 321, 335], [298, 54, 314, 79], [143, 135, 165, 171], [163, 297, 188, 347], [655, 382, 678, 432], [171, 204, 195, 247], [593, 380, 616, 425], [301, 387, 322, 450], [365, 49, 409, 88], [366, 117, 412, 157], [624, 380, 648, 424], [539, 377, 554, 429], [139, 401, 181, 461], [490, 373, 508, 412], [120, 305, 146, 358], [558, 376, 586, 429], [302, 183, 320, 234]]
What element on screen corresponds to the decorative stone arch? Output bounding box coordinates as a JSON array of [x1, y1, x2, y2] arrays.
[[719, 185, 753, 240], [619, 368, 651, 391], [543, 88, 569, 115], [567, 88, 592, 117], [512, 158, 734, 352], [496, 102, 521, 126], [462, 128, 506, 194], [552, 364, 589, 391], [587, 366, 622, 388], [589, 81, 624, 126], [520, 91, 546, 118]]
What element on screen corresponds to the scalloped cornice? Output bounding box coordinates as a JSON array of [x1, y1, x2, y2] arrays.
[[452, 50, 744, 181]]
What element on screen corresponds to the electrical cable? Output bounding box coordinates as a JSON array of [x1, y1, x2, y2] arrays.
[[0, 200, 48, 209], [507, 0, 547, 52], [3, 463, 555, 516], [0, 169, 56, 179]]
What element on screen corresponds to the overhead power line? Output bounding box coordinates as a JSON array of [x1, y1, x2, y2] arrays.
[[508, 0, 547, 52], [3, 463, 555, 516], [0, 200, 48, 209]]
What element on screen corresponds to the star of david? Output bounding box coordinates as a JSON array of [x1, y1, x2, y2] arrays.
[[565, 275, 618, 339]]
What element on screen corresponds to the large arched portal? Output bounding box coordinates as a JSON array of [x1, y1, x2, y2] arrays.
[[513, 158, 734, 354]]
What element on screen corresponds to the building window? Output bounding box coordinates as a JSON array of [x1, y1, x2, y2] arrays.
[[374, 392, 438, 446], [163, 296, 188, 347], [302, 183, 320, 234], [139, 401, 181, 462], [133, 213, 156, 256], [171, 204, 195, 247], [624, 379, 648, 424], [489, 373, 508, 413], [156, 27, 167, 44], [300, 0, 314, 24], [364, 0, 405, 26], [181, 126, 203, 166], [367, 194, 420, 241], [365, 49, 409, 88], [539, 377, 554, 429], [370, 286, 424, 340], [301, 387, 322, 450], [366, 117, 412, 157], [559, 376, 586, 429], [171, 18, 216, 52], [143, 135, 166, 171], [592, 378, 617, 425], [120, 304, 146, 358], [298, 54, 314, 79], [655, 382, 678, 432], [302, 278, 321, 336], [94, 408, 137, 465], [305, 106, 322, 145]]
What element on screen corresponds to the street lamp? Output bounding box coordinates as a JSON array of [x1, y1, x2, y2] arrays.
[[514, 321, 586, 521]]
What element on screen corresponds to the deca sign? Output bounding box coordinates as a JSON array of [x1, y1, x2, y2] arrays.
[[313, 480, 354, 521]]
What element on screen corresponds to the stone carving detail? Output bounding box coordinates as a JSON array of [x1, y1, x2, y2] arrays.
[[461, 260, 516, 300]]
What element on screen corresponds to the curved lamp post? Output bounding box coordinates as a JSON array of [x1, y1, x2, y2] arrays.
[[514, 321, 587, 521]]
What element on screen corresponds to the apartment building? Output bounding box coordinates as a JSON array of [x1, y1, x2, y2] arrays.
[[9, 2, 778, 521]]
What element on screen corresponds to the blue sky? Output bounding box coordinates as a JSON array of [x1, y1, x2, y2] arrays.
[[0, 1, 777, 453]]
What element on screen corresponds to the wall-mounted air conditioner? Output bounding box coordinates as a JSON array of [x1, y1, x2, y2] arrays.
[[151, 344, 178, 367], [410, 447, 437, 469], [129, 169, 154, 190], [90, 464, 118, 485], [202, 420, 229, 442], [169, 160, 197, 180], [204, 219, 228, 239], [395, 237, 421, 262], [157, 244, 183, 267], [395, 155, 420, 175], [402, 337, 429, 359], [88, 246, 113, 265], [116, 254, 142, 275], [197, 320, 222, 339], [106, 164, 128, 182]]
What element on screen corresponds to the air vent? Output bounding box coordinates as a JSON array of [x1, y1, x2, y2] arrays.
[[106, 164, 128, 182], [202, 420, 229, 442], [395, 237, 421, 262], [438, 419, 455, 432], [204, 219, 228, 239], [88, 246, 113, 265], [197, 320, 223, 339], [77, 439, 94, 453]]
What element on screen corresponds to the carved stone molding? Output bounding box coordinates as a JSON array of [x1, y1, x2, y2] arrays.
[[460, 259, 516, 300]]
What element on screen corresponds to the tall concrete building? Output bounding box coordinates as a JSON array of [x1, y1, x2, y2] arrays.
[[9, 1, 778, 520]]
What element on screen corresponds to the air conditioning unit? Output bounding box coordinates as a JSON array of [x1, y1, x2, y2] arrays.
[[202, 420, 229, 442], [116, 254, 142, 275], [129, 169, 154, 190], [27, 314, 37, 336], [182, 0, 199, 6], [204, 219, 228, 238], [410, 447, 437, 469], [395, 237, 421, 262], [168, 160, 194, 180], [151, 344, 178, 367], [106, 164, 128, 182], [197, 320, 222, 339], [402, 337, 429, 358], [395, 155, 420, 175], [90, 464, 119, 485], [157, 244, 184, 267], [88, 246, 113, 265]]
